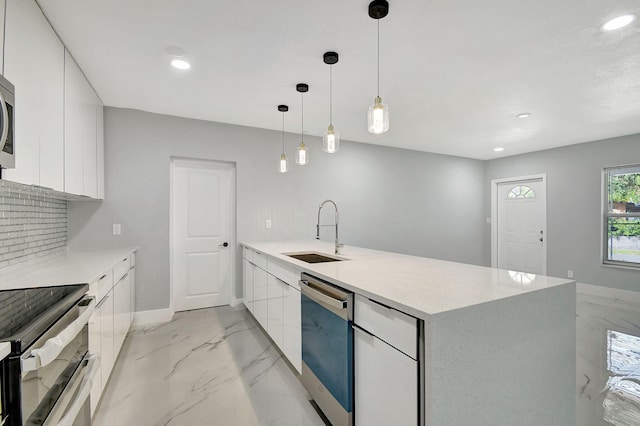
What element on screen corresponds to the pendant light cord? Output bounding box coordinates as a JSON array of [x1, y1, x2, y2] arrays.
[[281, 112, 285, 153], [301, 92, 304, 141], [329, 65, 333, 125], [377, 19, 380, 97]]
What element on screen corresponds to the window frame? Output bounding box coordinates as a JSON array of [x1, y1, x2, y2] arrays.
[[602, 164, 640, 269]]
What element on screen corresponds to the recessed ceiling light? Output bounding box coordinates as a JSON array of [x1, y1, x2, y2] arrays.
[[516, 112, 532, 119], [171, 59, 191, 70], [602, 14, 636, 31], [494, 147, 504, 152]]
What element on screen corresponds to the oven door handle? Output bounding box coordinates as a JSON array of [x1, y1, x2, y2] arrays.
[[300, 280, 347, 310], [55, 354, 100, 426], [22, 297, 96, 372]]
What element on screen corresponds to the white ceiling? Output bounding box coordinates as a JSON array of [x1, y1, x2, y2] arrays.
[[36, 0, 640, 160]]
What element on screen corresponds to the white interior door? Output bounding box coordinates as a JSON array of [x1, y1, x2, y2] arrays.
[[496, 178, 546, 274], [171, 159, 234, 311]]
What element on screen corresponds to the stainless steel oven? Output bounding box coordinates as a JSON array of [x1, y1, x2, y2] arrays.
[[300, 273, 354, 426], [0, 285, 97, 426], [0, 74, 15, 170]]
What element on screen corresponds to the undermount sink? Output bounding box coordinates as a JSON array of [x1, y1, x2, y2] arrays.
[[284, 252, 345, 264]]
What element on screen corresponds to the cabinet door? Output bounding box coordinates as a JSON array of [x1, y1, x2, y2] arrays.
[[88, 307, 102, 416], [96, 102, 105, 199], [0, 0, 5, 73], [283, 284, 301, 373], [99, 290, 115, 390], [253, 265, 268, 330], [267, 275, 284, 350], [64, 49, 97, 196], [3, 0, 64, 190], [129, 266, 135, 327], [243, 259, 254, 313], [113, 272, 131, 358], [354, 327, 418, 426]]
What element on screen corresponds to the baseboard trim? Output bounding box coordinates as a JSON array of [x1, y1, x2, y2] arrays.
[[133, 308, 173, 326]]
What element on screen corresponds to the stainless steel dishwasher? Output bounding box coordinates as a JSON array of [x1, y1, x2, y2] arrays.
[[300, 273, 353, 426]]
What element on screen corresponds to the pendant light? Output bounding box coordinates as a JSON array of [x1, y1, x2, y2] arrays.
[[278, 105, 288, 173], [295, 83, 309, 165], [323, 52, 340, 153], [367, 0, 390, 135]]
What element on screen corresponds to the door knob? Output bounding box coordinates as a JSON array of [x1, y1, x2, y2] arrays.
[[219, 242, 229, 248]]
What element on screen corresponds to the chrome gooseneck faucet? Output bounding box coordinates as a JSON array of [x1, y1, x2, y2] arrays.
[[316, 200, 343, 254]]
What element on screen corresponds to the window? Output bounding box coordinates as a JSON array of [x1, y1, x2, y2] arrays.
[[604, 165, 640, 267], [507, 185, 536, 199]]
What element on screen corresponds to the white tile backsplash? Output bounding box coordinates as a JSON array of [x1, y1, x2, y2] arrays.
[[0, 180, 67, 268]]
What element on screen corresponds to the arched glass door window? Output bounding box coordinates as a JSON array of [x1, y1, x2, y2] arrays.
[[507, 185, 536, 199]]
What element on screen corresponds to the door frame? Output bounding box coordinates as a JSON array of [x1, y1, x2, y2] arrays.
[[169, 157, 238, 315], [490, 173, 547, 274]]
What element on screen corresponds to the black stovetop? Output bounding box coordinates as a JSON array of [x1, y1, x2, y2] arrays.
[[0, 284, 88, 354]]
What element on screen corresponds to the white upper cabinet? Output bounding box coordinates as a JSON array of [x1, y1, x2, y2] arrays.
[[96, 103, 105, 199], [64, 49, 103, 197], [3, 0, 64, 191]]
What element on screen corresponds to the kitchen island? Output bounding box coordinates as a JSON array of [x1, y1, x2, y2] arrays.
[[241, 240, 576, 426]]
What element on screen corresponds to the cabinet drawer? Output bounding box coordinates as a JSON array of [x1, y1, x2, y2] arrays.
[[268, 258, 301, 290], [253, 250, 268, 270], [94, 269, 113, 301], [354, 294, 417, 359], [114, 254, 131, 282], [242, 246, 253, 262]]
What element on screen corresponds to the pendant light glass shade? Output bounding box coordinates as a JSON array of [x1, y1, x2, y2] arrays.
[[277, 104, 288, 174], [296, 83, 309, 166], [323, 125, 340, 153], [295, 141, 307, 165], [279, 153, 288, 173], [368, 1, 390, 135], [323, 51, 340, 153], [368, 96, 389, 134]]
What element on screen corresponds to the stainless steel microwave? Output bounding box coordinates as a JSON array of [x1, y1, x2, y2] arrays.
[[0, 74, 15, 169]]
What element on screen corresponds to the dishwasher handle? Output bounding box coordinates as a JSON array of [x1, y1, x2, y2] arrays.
[[300, 279, 347, 311]]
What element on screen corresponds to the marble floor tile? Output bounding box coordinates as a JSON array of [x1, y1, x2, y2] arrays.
[[577, 284, 640, 426], [92, 306, 325, 426]]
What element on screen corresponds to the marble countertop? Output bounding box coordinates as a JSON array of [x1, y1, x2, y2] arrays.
[[242, 240, 575, 318], [0, 248, 137, 291], [0, 342, 10, 360]]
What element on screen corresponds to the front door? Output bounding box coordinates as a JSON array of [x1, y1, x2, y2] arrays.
[[171, 158, 234, 311], [495, 177, 546, 274]]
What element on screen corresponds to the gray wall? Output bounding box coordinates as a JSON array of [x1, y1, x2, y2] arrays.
[[67, 107, 486, 312], [484, 133, 640, 292]]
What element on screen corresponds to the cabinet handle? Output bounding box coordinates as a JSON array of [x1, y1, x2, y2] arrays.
[[122, 257, 128, 262], [353, 323, 375, 337], [96, 294, 110, 308], [368, 298, 393, 310], [98, 274, 107, 281]]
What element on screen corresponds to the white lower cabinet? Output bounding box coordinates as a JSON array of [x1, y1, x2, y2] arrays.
[[98, 289, 114, 390], [113, 271, 131, 358], [88, 250, 136, 416], [88, 308, 102, 416], [354, 294, 420, 426], [242, 258, 254, 314], [282, 284, 301, 373], [354, 326, 418, 426], [242, 246, 302, 373], [267, 275, 284, 349], [253, 265, 268, 330]]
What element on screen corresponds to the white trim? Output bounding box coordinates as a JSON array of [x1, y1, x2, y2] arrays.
[[133, 308, 173, 327], [490, 173, 547, 274], [169, 157, 237, 311]]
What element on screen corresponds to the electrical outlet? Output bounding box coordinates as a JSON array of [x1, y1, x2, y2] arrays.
[[567, 270, 574, 279], [113, 224, 121, 235], [265, 219, 272, 229]]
